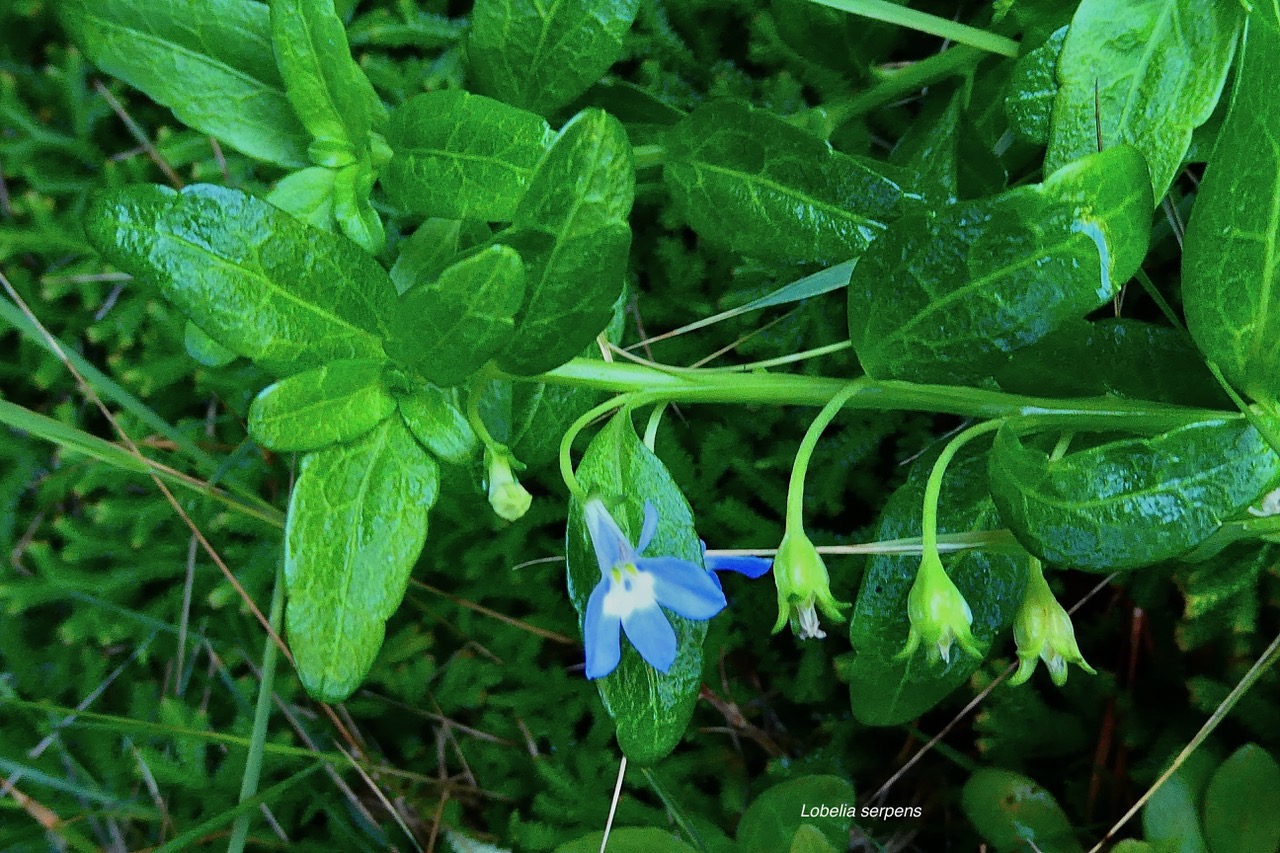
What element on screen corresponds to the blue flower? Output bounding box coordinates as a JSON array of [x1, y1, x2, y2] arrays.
[[582, 498, 771, 679]]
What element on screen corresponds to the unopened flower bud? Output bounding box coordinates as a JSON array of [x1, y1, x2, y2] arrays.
[[1010, 561, 1095, 687], [898, 552, 983, 664], [771, 529, 848, 640], [485, 448, 531, 521]]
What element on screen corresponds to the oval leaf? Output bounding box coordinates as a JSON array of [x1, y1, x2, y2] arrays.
[[284, 418, 439, 701], [1183, 18, 1280, 403], [566, 412, 707, 765], [988, 419, 1280, 572], [1203, 744, 1280, 853], [1046, 0, 1241, 200], [59, 0, 311, 167], [84, 184, 395, 375], [736, 776, 855, 852], [396, 385, 479, 466], [665, 100, 922, 264], [384, 91, 553, 222], [848, 145, 1152, 385], [962, 768, 1083, 853], [248, 360, 395, 452]]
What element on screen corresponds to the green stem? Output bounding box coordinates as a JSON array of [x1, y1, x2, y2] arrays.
[[823, 44, 986, 129], [786, 384, 861, 527], [525, 358, 1232, 431], [632, 143, 665, 171], [558, 393, 635, 499], [465, 375, 503, 452], [806, 0, 1019, 56], [920, 420, 1006, 557], [227, 561, 287, 853]]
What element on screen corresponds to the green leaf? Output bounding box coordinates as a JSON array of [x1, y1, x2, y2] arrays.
[[284, 417, 439, 701], [665, 100, 922, 264], [736, 776, 855, 852], [845, 446, 1029, 726], [962, 768, 1083, 853], [85, 184, 395, 375], [267, 167, 338, 231], [1005, 26, 1066, 145], [271, 0, 380, 165], [384, 91, 553, 221], [1203, 745, 1280, 853], [500, 109, 635, 374], [396, 385, 479, 466], [333, 160, 385, 255], [890, 90, 961, 204], [248, 360, 395, 452], [566, 412, 706, 765], [467, 0, 641, 115], [183, 321, 237, 368], [390, 218, 493, 295], [988, 419, 1280, 572], [994, 319, 1228, 408], [58, 0, 311, 168], [789, 825, 841, 853], [386, 245, 524, 387], [554, 828, 695, 853], [1183, 18, 1280, 403], [1143, 751, 1217, 853], [848, 145, 1152, 385], [1046, 0, 1241, 200]]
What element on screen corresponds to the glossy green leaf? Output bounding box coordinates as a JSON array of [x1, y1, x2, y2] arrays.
[[467, 0, 640, 115], [396, 385, 479, 466], [789, 825, 841, 853], [248, 360, 395, 452], [386, 245, 525, 387], [736, 776, 855, 852], [554, 828, 695, 853], [890, 90, 961, 204], [566, 412, 707, 765], [84, 184, 395, 375], [1006, 26, 1066, 145], [846, 446, 1029, 726], [962, 768, 1083, 853], [390, 219, 493, 295], [183, 322, 237, 368], [267, 167, 337, 231], [665, 100, 922, 264], [994, 319, 1228, 408], [270, 0, 379, 164], [1143, 751, 1217, 853], [771, 0, 904, 75], [500, 109, 635, 374], [988, 419, 1280, 572], [1203, 744, 1280, 853], [480, 376, 605, 468], [848, 146, 1152, 385], [383, 90, 553, 222], [1183, 18, 1280, 403], [284, 417, 439, 702], [1046, 0, 1241, 200], [58, 0, 310, 168], [333, 160, 385, 255]]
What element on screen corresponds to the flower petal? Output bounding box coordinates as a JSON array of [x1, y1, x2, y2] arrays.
[[638, 556, 727, 620], [584, 498, 631, 575], [636, 501, 659, 553], [705, 552, 773, 579], [584, 580, 622, 679], [621, 603, 678, 672]]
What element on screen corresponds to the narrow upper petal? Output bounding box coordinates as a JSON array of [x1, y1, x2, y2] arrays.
[[705, 553, 774, 579], [639, 556, 727, 620], [583, 580, 622, 679], [621, 604, 678, 672], [584, 498, 631, 575], [636, 501, 659, 554]]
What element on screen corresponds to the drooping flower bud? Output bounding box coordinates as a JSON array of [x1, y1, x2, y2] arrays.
[[771, 529, 848, 640], [485, 447, 532, 521], [898, 552, 983, 664], [1010, 561, 1096, 687]]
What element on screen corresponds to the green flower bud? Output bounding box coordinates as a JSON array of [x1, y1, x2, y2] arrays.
[[485, 448, 532, 521], [771, 529, 849, 639], [1010, 561, 1095, 687], [898, 552, 984, 664]]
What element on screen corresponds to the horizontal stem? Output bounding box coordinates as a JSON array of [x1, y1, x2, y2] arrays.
[[709, 529, 1027, 558], [526, 359, 1233, 431]]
